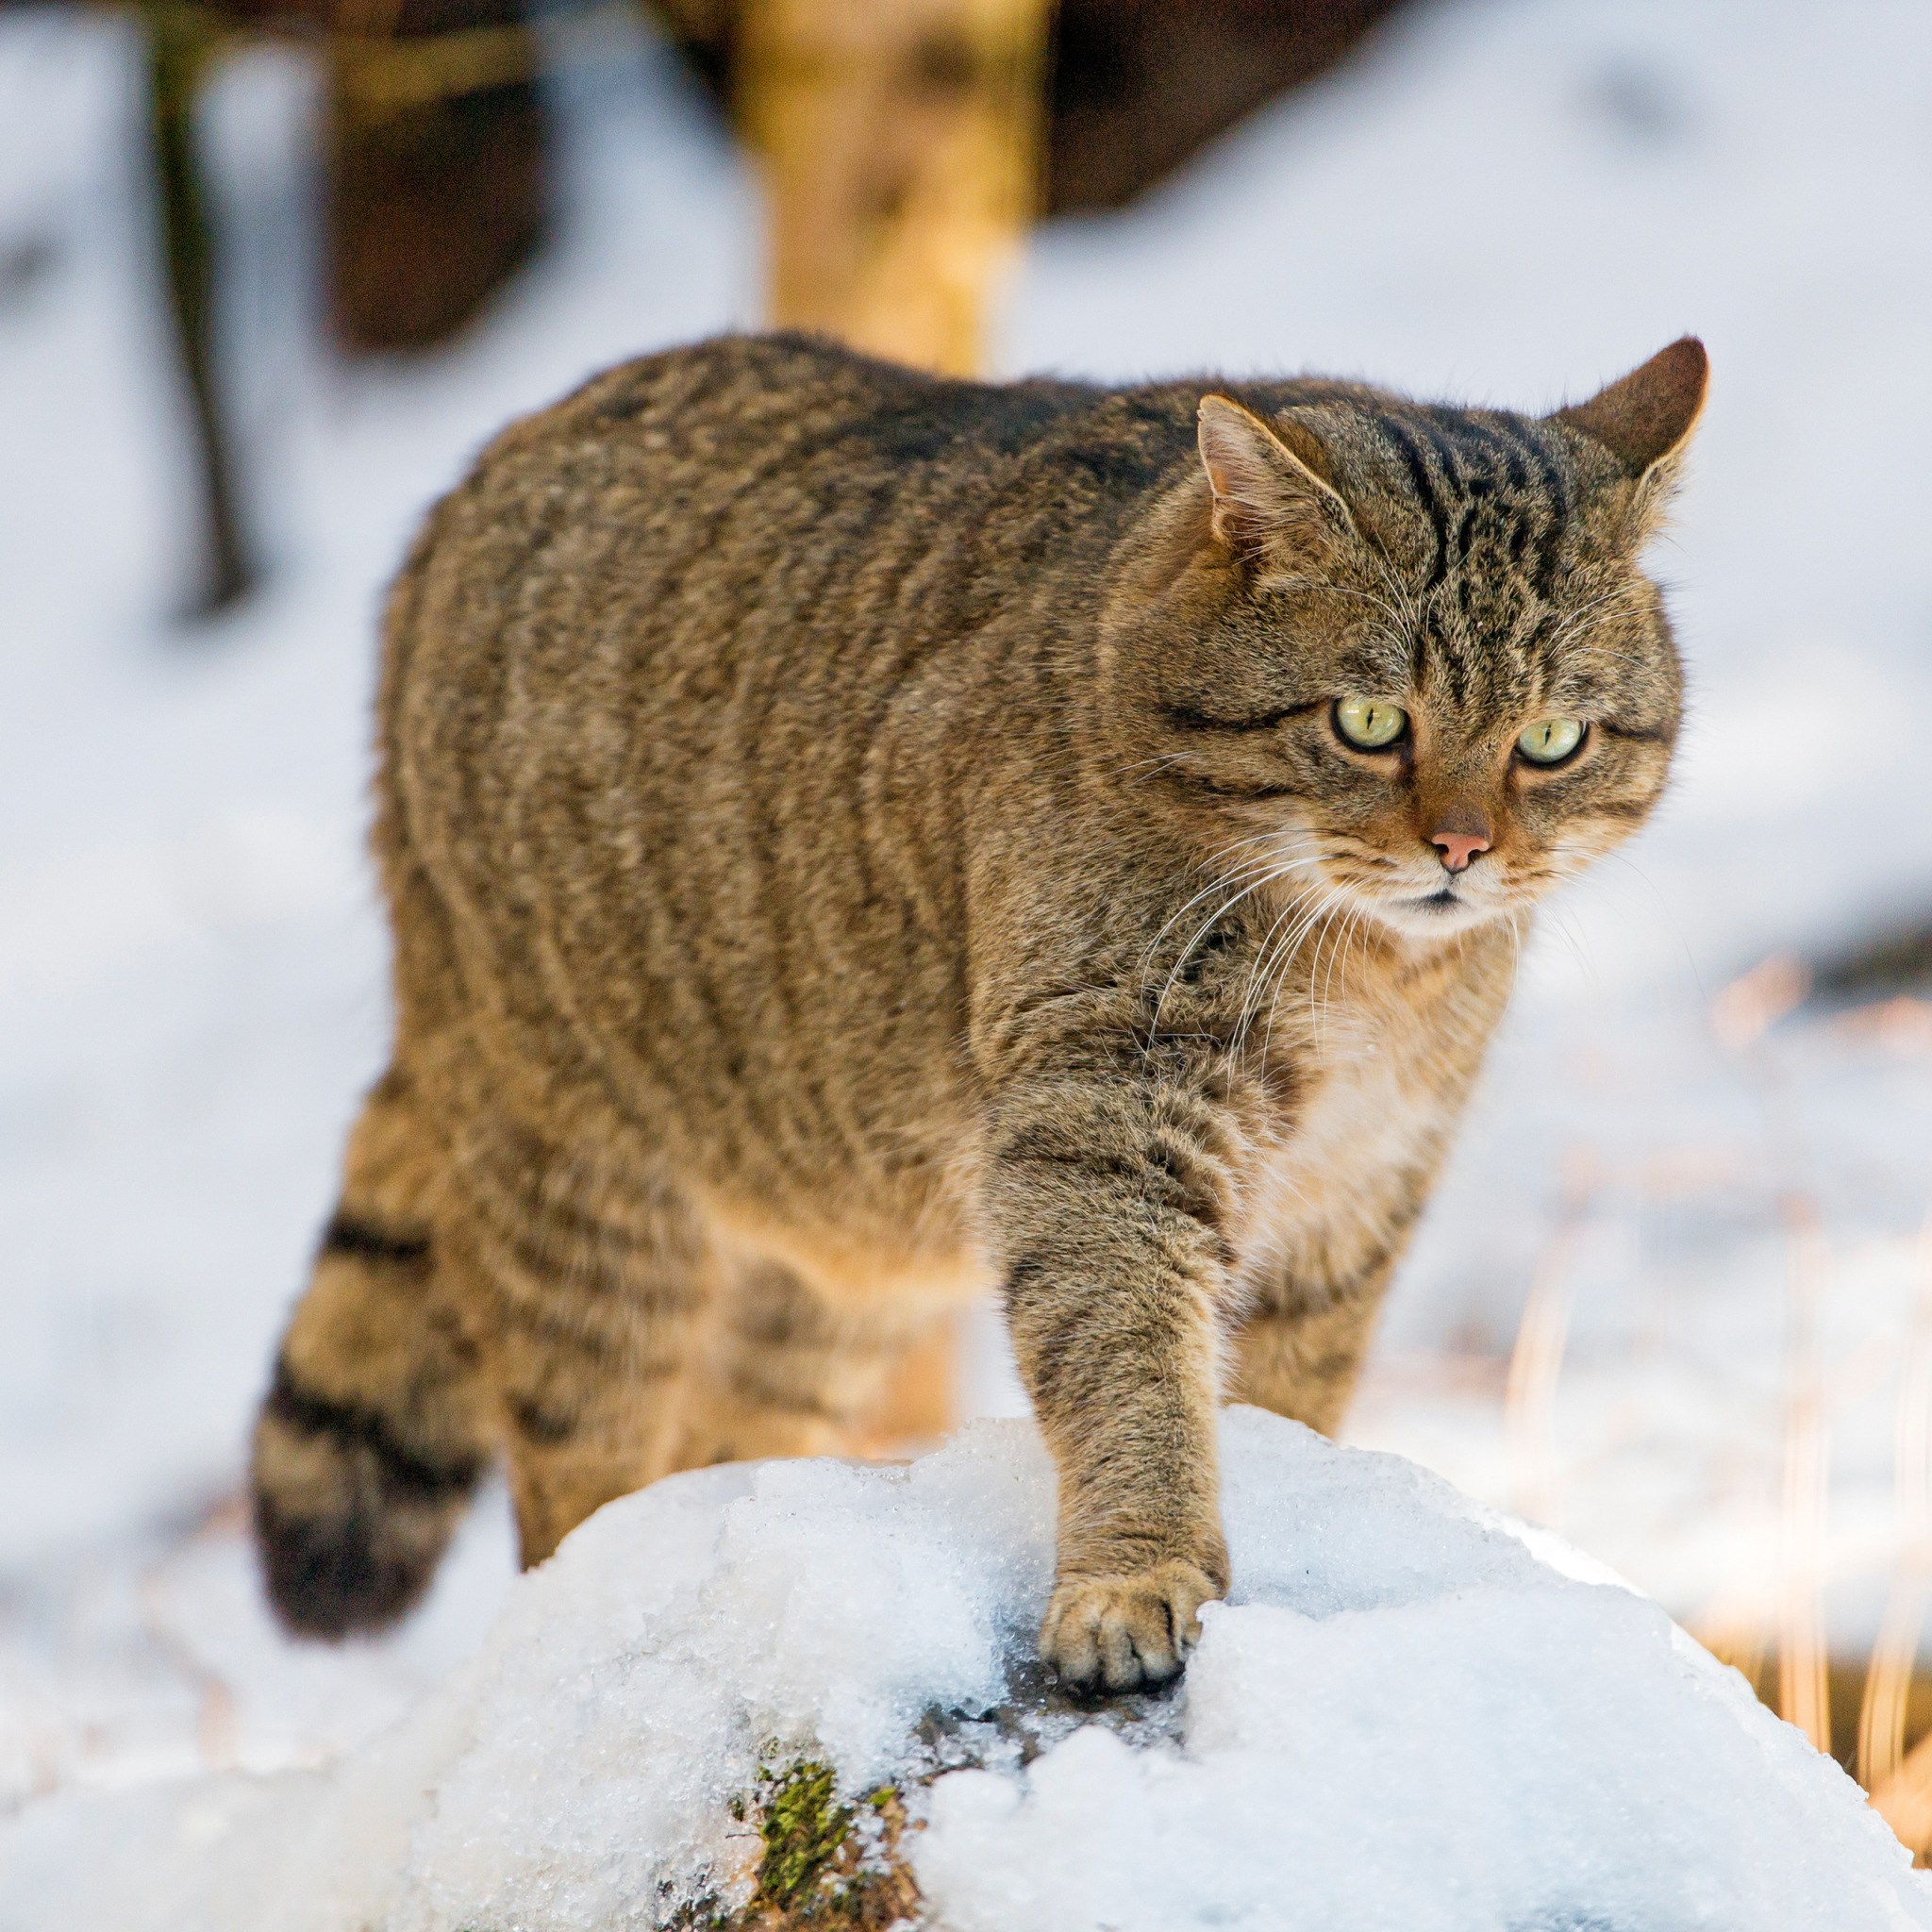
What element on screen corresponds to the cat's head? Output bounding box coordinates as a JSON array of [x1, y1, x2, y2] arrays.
[[1116, 340, 1707, 941]]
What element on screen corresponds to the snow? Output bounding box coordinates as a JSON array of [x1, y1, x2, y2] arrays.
[[3, 1410, 1925, 1932], [8, 0, 1932, 1857]]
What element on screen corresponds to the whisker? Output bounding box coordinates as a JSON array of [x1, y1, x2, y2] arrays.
[[1138, 836, 1300, 966], [1316, 898, 1370, 1048], [1250, 884, 1351, 1067], [1234, 887, 1332, 1050], [1144, 856, 1327, 1044], [1110, 749, 1201, 783]]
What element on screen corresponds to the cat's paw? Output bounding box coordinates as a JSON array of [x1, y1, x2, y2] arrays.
[[1039, 1558, 1223, 1693]]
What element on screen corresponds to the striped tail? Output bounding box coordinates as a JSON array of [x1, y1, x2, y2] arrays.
[[250, 1074, 493, 1637]]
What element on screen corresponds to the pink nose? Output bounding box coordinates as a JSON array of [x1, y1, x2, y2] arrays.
[[1431, 829, 1491, 874]]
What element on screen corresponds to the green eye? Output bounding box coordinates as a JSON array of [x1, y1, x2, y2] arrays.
[[1334, 696, 1408, 750], [1516, 717, 1586, 765]]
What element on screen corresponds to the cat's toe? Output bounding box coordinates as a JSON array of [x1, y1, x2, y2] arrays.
[[1040, 1558, 1223, 1692]]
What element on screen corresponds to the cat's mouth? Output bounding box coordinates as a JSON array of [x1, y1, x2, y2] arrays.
[[1360, 873, 1514, 940]]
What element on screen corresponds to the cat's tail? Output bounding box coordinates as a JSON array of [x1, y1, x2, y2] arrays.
[[249, 1066, 493, 1638]]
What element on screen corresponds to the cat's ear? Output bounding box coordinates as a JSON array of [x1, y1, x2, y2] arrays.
[[1197, 394, 1354, 566], [1551, 337, 1708, 527]]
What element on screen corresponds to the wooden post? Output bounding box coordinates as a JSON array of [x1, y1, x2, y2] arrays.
[[737, 0, 1049, 376]]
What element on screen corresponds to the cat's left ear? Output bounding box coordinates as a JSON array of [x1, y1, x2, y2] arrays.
[[1550, 336, 1708, 534], [1197, 394, 1354, 567]]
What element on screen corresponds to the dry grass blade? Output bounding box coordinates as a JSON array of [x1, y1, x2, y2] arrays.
[[1872, 1730, 1932, 1862], [1858, 1218, 1932, 1792], [1778, 1193, 1832, 1755]]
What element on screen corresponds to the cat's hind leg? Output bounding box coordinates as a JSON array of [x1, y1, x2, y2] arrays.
[[665, 1256, 941, 1472], [458, 1124, 717, 1568], [250, 1063, 493, 1638]]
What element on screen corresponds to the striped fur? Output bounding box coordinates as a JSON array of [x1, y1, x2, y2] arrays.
[[249, 332, 1705, 1684]]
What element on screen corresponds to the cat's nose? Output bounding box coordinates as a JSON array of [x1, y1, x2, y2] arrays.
[[1430, 824, 1491, 873]]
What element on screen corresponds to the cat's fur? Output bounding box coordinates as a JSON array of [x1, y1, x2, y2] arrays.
[[251, 330, 1705, 1688]]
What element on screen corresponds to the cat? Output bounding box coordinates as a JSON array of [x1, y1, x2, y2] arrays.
[[250, 329, 1705, 1690]]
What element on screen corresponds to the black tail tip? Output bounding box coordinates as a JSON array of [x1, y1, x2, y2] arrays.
[[251, 1488, 445, 1640], [249, 1359, 486, 1640]]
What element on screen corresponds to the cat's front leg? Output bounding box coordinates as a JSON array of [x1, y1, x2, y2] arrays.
[[983, 1069, 1241, 1691]]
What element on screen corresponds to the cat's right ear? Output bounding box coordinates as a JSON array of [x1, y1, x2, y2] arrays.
[[1551, 337, 1708, 533], [1197, 395, 1353, 567]]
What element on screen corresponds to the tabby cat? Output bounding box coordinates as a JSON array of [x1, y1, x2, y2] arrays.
[[251, 331, 1705, 1690]]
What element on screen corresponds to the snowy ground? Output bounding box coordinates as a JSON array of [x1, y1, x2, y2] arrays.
[[7, 1412, 1926, 1932], [5, 0, 1932, 1822]]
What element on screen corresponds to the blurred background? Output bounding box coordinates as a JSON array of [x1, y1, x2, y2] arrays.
[[7, 0, 1932, 1853]]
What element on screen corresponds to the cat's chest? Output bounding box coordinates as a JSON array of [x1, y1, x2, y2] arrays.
[[1239, 990, 1478, 1291]]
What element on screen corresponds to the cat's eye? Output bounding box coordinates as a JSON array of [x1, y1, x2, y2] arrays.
[[1516, 717, 1586, 766], [1334, 696, 1408, 751]]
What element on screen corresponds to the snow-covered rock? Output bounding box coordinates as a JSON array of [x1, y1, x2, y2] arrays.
[[2, 1408, 1924, 1931]]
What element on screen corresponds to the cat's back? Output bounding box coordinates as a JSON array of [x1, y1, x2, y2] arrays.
[[380, 334, 1197, 833], [425, 331, 1133, 589]]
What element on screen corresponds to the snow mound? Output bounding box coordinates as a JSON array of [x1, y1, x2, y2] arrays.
[[2, 1408, 1924, 1931]]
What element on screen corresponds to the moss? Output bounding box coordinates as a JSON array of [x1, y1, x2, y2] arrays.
[[757, 1760, 854, 1911], [723, 1756, 923, 1930]]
